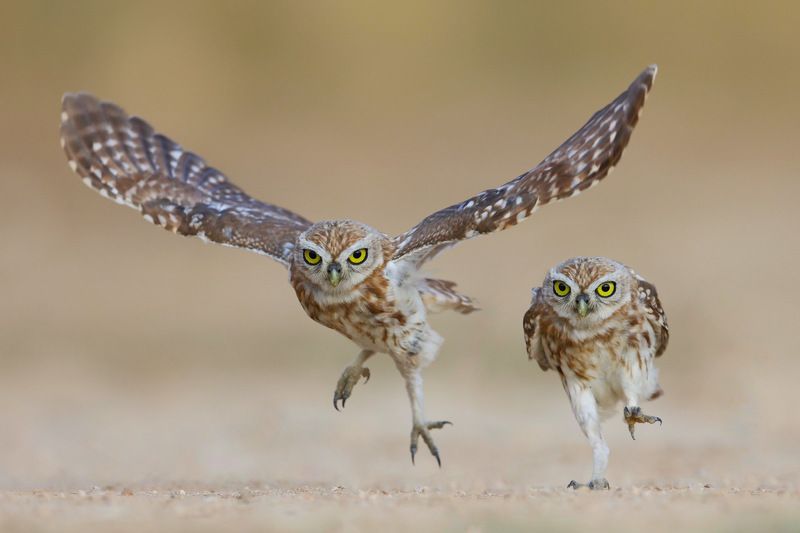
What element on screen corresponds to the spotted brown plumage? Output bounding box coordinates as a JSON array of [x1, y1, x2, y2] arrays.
[[523, 257, 669, 490], [632, 275, 669, 356], [419, 278, 479, 315], [393, 65, 657, 265], [61, 66, 658, 467], [60, 93, 312, 265]]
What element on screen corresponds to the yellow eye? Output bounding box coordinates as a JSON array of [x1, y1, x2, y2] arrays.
[[553, 280, 571, 297], [303, 249, 322, 265], [596, 281, 616, 298], [348, 248, 368, 265]]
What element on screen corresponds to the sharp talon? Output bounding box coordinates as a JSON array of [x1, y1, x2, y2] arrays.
[[361, 368, 371, 384], [341, 397, 346, 408], [625, 405, 661, 436], [589, 479, 610, 490], [333, 397, 340, 411], [567, 480, 579, 489], [409, 420, 450, 467]]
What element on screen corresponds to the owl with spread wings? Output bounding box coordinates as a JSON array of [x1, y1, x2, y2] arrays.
[[60, 65, 657, 466]]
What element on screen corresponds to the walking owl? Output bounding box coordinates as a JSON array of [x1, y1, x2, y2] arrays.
[[524, 257, 669, 488], [61, 66, 657, 466]]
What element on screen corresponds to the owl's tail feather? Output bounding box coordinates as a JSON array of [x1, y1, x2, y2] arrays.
[[419, 278, 479, 315]]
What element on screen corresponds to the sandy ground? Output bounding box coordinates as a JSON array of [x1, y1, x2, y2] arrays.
[[1, 485, 798, 533], [0, 362, 796, 532]]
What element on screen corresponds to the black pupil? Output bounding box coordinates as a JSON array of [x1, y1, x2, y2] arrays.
[[308, 251, 317, 258], [602, 284, 610, 292], [557, 283, 565, 291]]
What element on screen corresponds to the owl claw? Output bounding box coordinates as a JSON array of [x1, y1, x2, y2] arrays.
[[568, 478, 610, 490], [410, 421, 452, 467], [624, 406, 662, 440], [332, 366, 371, 411]]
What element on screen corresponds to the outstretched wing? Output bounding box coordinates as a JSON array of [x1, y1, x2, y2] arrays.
[[60, 93, 313, 266], [393, 65, 657, 265], [632, 273, 669, 357]]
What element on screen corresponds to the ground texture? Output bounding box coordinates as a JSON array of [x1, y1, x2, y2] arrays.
[[0, 365, 796, 532]]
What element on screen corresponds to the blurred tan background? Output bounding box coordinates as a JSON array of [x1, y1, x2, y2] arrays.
[[0, 1, 798, 531]]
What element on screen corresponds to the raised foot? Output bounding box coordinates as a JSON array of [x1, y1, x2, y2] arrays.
[[568, 478, 610, 490], [333, 365, 371, 411], [624, 406, 662, 440], [410, 421, 452, 467]]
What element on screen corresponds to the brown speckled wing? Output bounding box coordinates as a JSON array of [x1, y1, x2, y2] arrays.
[[634, 274, 669, 357], [523, 288, 550, 371], [418, 278, 479, 315], [393, 65, 657, 265], [60, 93, 313, 265]]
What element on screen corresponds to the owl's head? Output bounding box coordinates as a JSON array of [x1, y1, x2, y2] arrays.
[[293, 220, 389, 294], [542, 257, 633, 326]]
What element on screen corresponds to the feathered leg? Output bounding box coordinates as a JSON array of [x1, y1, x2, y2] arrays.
[[392, 330, 451, 466], [565, 381, 610, 490]]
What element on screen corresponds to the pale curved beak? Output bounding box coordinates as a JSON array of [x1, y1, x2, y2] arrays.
[[576, 294, 590, 317], [327, 262, 342, 287]]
